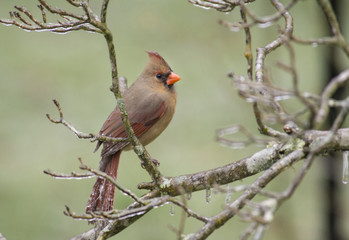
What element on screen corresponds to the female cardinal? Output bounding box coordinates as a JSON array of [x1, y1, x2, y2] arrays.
[[86, 51, 181, 212]]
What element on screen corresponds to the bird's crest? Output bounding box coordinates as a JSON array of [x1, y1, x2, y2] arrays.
[[146, 51, 171, 70]]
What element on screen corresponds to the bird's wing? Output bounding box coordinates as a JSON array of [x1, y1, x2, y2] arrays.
[[96, 95, 166, 157]]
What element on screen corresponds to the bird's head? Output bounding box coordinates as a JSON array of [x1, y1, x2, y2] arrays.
[[142, 51, 181, 90]]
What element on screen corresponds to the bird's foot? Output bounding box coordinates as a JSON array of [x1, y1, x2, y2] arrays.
[[150, 158, 160, 166], [141, 157, 160, 168]]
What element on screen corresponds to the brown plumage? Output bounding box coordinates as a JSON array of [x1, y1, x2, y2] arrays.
[[86, 51, 181, 213]]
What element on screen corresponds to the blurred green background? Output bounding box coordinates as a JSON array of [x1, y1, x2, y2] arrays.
[[0, 0, 349, 239]]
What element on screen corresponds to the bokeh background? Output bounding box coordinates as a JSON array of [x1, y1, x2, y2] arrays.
[[0, 0, 349, 239]]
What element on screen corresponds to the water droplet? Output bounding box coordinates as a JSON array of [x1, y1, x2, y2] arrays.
[[169, 202, 175, 216], [342, 151, 349, 184], [186, 192, 192, 200], [311, 42, 318, 48], [206, 188, 211, 204], [225, 184, 232, 204]]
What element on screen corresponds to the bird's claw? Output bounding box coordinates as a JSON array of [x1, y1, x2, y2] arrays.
[[141, 157, 160, 168], [151, 158, 160, 167]]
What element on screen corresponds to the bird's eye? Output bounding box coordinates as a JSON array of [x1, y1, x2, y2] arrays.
[[156, 73, 162, 79]]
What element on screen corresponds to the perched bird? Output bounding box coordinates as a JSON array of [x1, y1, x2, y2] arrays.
[[86, 51, 181, 212]]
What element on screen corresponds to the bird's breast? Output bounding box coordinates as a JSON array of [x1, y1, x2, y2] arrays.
[[123, 92, 176, 151], [138, 96, 176, 146]]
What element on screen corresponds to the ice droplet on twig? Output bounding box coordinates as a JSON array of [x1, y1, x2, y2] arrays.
[[225, 184, 232, 204], [206, 188, 211, 204], [186, 191, 192, 200], [169, 202, 175, 216], [342, 151, 349, 184]]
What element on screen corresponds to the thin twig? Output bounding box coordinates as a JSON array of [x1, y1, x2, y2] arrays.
[[317, 0, 349, 56], [239, 1, 253, 80], [170, 198, 209, 223], [100, 0, 110, 23], [314, 69, 349, 127], [43, 169, 94, 179], [78, 158, 145, 205], [46, 99, 129, 144], [216, 124, 270, 148]]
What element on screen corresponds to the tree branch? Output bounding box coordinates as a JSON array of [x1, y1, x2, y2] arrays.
[[189, 149, 305, 239], [46, 99, 128, 145]]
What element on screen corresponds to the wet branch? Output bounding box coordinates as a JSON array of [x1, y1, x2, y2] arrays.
[[140, 128, 349, 195]]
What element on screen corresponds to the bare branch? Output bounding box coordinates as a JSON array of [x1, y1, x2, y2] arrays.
[[37, 4, 47, 23], [189, 149, 305, 239], [219, 0, 298, 29], [314, 69, 349, 127], [143, 129, 349, 197], [280, 41, 317, 128], [187, 0, 235, 12], [290, 0, 349, 56], [255, 0, 293, 83], [46, 99, 128, 144], [316, 0, 349, 56], [67, 127, 349, 239], [0, 2, 100, 33], [240, 222, 259, 240], [78, 158, 145, 206], [170, 198, 209, 223], [100, 0, 110, 23], [239, 2, 253, 80], [43, 169, 94, 179], [216, 125, 270, 148]]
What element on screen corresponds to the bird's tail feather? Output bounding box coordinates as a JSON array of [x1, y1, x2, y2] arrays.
[[86, 151, 120, 213]]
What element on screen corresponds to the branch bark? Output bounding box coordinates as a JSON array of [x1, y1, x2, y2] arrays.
[[71, 128, 349, 239]]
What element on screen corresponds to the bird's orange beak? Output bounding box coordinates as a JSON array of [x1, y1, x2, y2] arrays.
[[167, 72, 181, 85]]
